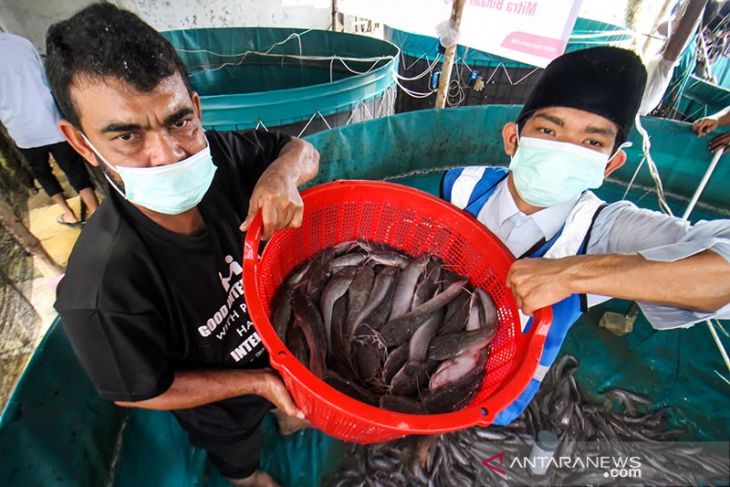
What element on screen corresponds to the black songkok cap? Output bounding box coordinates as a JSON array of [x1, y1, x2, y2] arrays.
[[517, 46, 648, 144]]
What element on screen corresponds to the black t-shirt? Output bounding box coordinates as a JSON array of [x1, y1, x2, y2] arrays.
[[55, 129, 290, 441]]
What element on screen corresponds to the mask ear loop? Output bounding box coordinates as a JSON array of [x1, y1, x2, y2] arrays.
[[80, 133, 127, 198], [608, 141, 632, 162]]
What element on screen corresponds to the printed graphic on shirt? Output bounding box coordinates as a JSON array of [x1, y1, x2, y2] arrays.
[[197, 255, 264, 363]]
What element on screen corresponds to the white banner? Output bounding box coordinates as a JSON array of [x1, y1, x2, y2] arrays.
[[338, 0, 583, 67]]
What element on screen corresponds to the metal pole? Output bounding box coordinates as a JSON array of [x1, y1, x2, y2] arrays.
[[681, 147, 724, 220], [677, 147, 730, 373], [435, 0, 466, 109], [331, 0, 339, 32], [707, 317, 730, 373], [641, 0, 675, 57]]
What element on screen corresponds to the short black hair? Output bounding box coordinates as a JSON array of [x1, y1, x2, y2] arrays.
[[45, 2, 191, 128]]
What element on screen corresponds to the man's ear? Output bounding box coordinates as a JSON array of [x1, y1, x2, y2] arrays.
[[502, 122, 518, 156], [191, 91, 202, 119], [604, 149, 627, 177], [58, 120, 98, 167]]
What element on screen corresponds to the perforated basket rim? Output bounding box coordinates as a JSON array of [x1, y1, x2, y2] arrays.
[[242, 180, 552, 439]]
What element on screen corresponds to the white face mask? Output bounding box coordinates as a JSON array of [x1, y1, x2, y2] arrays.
[[508, 131, 629, 207], [82, 134, 217, 215]]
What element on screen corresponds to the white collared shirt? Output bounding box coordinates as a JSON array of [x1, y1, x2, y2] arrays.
[[475, 178, 579, 257], [445, 165, 730, 330], [478, 178, 730, 329], [0, 33, 65, 149]]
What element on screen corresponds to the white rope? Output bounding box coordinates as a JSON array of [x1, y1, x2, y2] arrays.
[[360, 97, 374, 120], [446, 54, 469, 107], [394, 76, 436, 98], [715, 319, 730, 338], [187, 52, 395, 76], [177, 29, 314, 57], [180, 29, 395, 79], [297, 110, 334, 137], [715, 370, 730, 387], [634, 114, 674, 215], [506, 65, 542, 86], [318, 110, 332, 130], [181, 29, 313, 76], [481, 61, 540, 87], [401, 50, 429, 71], [568, 30, 635, 40], [707, 319, 730, 374], [396, 53, 442, 81], [296, 111, 321, 138], [344, 100, 365, 125], [446, 79, 464, 107], [336, 57, 391, 76], [255, 119, 270, 132], [622, 155, 646, 200]]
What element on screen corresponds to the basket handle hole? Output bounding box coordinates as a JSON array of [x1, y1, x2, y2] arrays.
[[277, 350, 287, 359], [480, 407, 488, 416]]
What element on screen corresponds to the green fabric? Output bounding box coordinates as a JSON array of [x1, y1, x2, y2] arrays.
[[677, 74, 730, 121], [711, 55, 730, 89], [306, 104, 730, 219], [0, 320, 125, 486], [0, 319, 345, 487], [384, 17, 632, 68], [161, 28, 399, 130], [112, 409, 345, 487], [659, 33, 699, 116]]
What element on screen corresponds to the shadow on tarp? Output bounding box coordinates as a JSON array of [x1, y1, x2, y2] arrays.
[[0, 319, 346, 487], [113, 406, 346, 487]]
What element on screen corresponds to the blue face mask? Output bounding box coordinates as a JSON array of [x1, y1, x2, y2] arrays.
[[82, 134, 217, 215], [508, 135, 613, 207]]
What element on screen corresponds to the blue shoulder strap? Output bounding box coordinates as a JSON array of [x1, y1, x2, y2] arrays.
[[441, 166, 509, 217], [520, 226, 564, 259], [493, 203, 609, 426]]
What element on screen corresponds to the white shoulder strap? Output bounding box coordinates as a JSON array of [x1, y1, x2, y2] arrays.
[[543, 191, 605, 259], [450, 166, 486, 209]]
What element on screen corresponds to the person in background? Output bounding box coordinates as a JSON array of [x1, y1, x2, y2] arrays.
[[0, 31, 99, 227], [50, 4, 318, 486], [692, 105, 730, 151], [639, 0, 707, 116], [441, 46, 730, 426]]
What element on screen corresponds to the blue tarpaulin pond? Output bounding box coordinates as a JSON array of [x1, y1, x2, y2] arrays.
[[0, 105, 728, 486]]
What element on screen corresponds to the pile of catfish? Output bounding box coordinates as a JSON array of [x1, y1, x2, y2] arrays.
[[329, 355, 730, 486], [271, 240, 499, 414]]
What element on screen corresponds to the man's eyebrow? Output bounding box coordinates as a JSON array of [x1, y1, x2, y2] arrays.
[[164, 107, 195, 126], [533, 113, 565, 126], [101, 122, 143, 134], [99, 107, 195, 134], [585, 125, 617, 136]]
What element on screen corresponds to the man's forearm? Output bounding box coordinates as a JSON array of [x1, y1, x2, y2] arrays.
[[662, 0, 706, 61], [115, 369, 270, 410], [565, 250, 730, 312], [271, 138, 320, 186], [710, 106, 730, 126]]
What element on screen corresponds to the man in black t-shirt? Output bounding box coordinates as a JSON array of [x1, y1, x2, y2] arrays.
[[47, 5, 318, 486]]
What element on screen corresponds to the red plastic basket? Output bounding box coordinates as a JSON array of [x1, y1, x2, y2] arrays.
[[243, 180, 552, 444]]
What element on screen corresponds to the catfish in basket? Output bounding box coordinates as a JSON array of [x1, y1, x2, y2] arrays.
[[270, 239, 499, 414]]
